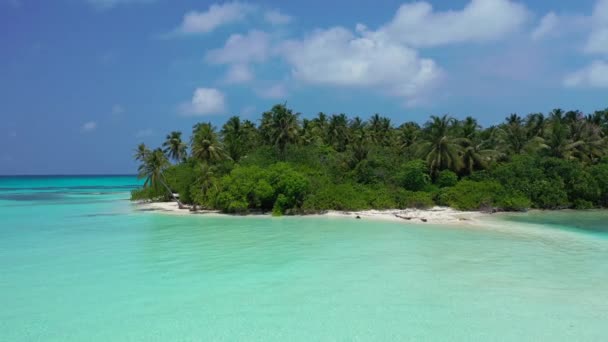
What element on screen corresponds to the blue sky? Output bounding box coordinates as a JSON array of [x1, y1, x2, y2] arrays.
[[1, 0, 607, 174]]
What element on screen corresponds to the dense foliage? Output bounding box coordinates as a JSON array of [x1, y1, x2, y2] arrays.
[[132, 105, 608, 214]]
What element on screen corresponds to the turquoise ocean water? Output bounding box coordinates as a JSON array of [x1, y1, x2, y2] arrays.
[[1, 176, 607, 341]]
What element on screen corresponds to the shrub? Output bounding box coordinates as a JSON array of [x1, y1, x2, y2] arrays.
[[443, 180, 504, 211], [530, 179, 569, 209], [591, 163, 608, 207], [396, 160, 431, 191], [130, 185, 168, 201], [435, 170, 458, 188], [302, 183, 370, 211], [497, 191, 531, 212], [395, 190, 435, 209], [573, 199, 594, 210], [212, 163, 309, 214], [163, 163, 197, 203]]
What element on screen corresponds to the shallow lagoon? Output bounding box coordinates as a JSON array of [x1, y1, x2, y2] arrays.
[[1, 176, 607, 341]]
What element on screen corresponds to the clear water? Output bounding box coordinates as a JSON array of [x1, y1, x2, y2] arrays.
[[1, 176, 607, 341]]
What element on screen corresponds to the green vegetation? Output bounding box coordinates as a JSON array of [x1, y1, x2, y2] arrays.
[[132, 104, 608, 214]]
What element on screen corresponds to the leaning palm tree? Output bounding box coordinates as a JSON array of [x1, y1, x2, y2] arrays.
[[416, 115, 463, 178], [137, 148, 185, 207], [191, 123, 229, 164], [162, 131, 187, 163], [134, 143, 150, 163], [137, 148, 169, 192], [461, 141, 499, 175]]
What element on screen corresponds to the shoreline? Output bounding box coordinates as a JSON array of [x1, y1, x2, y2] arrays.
[[135, 201, 489, 226]]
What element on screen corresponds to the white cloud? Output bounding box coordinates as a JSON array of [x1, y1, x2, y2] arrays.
[[585, 0, 608, 54], [86, 0, 155, 10], [81, 121, 98, 132], [256, 83, 288, 99], [586, 28, 608, 55], [111, 104, 125, 115], [564, 60, 608, 88], [206, 30, 271, 83], [206, 30, 271, 64], [135, 128, 154, 138], [531, 12, 558, 40], [177, 2, 254, 34], [373, 0, 530, 47], [280, 26, 441, 105], [224, 64, 254, 84], [179, 88, 227, 116], [264, 9, 292, 25]]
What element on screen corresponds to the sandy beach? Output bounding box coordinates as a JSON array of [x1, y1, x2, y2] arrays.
[[136, 201, 487, 226]]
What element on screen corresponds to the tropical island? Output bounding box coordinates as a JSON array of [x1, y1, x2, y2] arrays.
[[132, 104, 608, 216]]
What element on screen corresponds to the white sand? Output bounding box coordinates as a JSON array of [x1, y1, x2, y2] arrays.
[[135, 201, 487, 226]]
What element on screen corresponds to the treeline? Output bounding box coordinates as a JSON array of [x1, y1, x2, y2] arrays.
[[132, 105, 608, 214]]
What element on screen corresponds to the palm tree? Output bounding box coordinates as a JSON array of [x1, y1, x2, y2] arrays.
[[191, 123, 229, 164], [459, 116, 479, 140], [569, 119, 606, 163], [221, 116, 246, 162], [312, 112, 329, 144], [328, 114, 349, 152], [417, 115, 463, 177], [397, 122, 421, 156], [162, 131, 187, 163], [137, 148, 185, 207], [261, 104, 300, 158], [368, 114, 393, 146], [194, 162, 217, 209], [545, 108, 576, 158], [461, 141, 498, 175], [525, 113, 546, 139], [300, 119, 317, 146], [134, 143, 150, 162], [349, 117, 369, 165], [137, 148, 169, 191]]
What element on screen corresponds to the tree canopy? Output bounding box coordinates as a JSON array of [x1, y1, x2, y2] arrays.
[[132, 105, 608, 214]]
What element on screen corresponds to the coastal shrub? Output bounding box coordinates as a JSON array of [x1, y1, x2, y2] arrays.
[[530, 178, 569, 209], [163, 163, 197, 203], [491, 156, 544, 199], [396, 160, 431, 191], [573, 199, 594, 210], [590, 163, 608, 206], [443, 180, 504, 211], [212, 163, 309, 214], [302, 184, 370, 211], [395, 190, 435, 209], [435, 170, 458, 188], [267, 163, 310, 213], [130, 187, 166, 201], [364, 186, 397, 209], [540, 158, 600, 205], [496, 191, 531, 212]]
